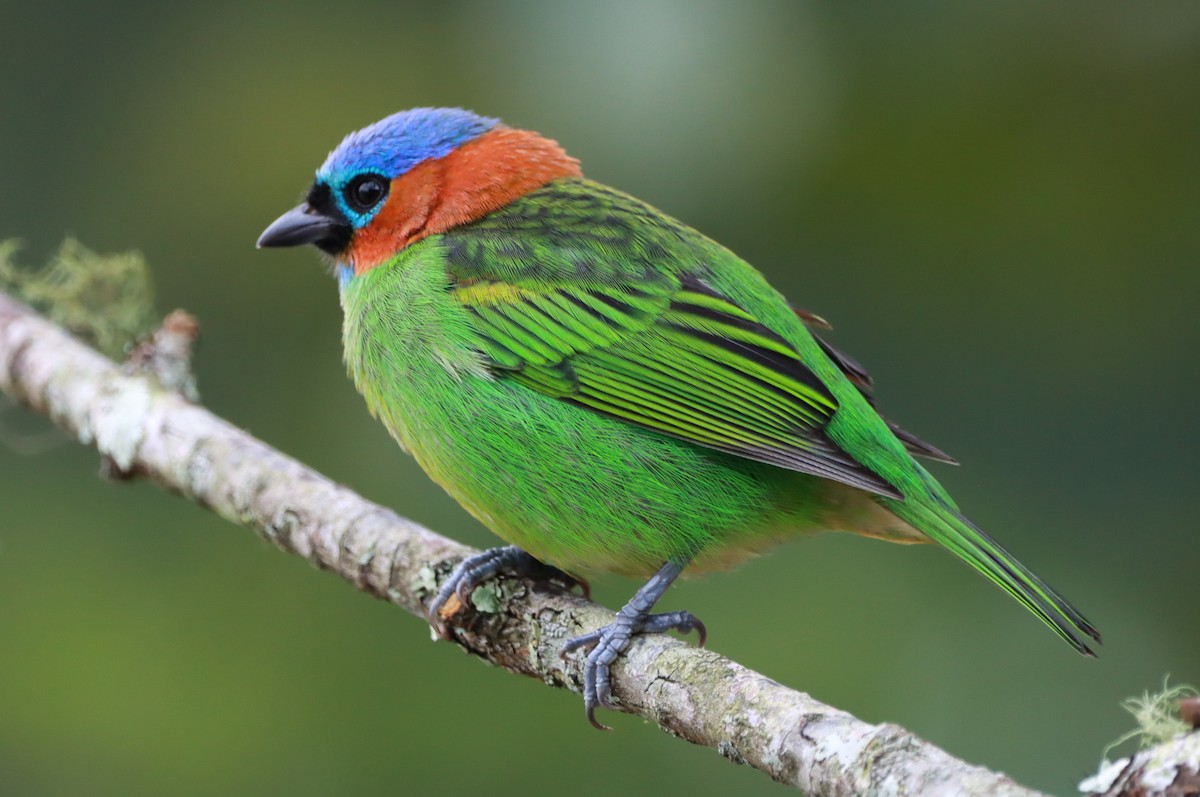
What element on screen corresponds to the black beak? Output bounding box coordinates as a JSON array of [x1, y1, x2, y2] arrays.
[[257, 203, 351, 252]]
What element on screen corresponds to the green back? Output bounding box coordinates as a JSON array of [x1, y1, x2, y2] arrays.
[[442, 178, 925, 500]]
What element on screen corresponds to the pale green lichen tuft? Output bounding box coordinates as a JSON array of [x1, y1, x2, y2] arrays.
[[0, 238, 156, 359], [1103, 677, 1199, 758], [470, 579, 519, 614], [413, 564, 438, 597], [471, 582, 504, 614], [1083, 681, 1200, 794]]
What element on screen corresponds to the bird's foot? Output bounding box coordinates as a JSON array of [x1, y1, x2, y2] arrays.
[[561, 607, 706, 730], [428, 545, 589, 637]]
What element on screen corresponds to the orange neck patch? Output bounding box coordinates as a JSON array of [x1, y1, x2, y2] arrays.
[[345, 127, 582, 274]]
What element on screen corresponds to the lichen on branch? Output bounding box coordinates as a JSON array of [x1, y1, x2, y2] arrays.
[[0, 238, 155, 359]]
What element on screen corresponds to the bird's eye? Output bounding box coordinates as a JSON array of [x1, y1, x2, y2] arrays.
[[344, 174, 388, 213]]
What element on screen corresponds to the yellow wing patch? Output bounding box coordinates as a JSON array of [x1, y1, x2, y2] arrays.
[[454, 279, 532, 306]]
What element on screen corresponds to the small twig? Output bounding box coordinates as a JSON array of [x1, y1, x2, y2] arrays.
[[1182, 698, 1200, 731], [123, 308, 201, 400]]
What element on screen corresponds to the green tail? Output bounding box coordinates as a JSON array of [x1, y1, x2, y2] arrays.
[[886, 496, 1101, 656]]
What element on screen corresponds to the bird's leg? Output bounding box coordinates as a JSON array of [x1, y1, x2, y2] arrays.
[[428, 545, 589, 637], [560, 559, 704, 730]]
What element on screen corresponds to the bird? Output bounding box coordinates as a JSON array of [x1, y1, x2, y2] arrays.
[[257, 107, 1100, 728]]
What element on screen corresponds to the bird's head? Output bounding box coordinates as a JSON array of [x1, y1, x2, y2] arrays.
[[257, 107, 580, 277]]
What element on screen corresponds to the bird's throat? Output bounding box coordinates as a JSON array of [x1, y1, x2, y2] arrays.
[[345, 127, 582, 275]]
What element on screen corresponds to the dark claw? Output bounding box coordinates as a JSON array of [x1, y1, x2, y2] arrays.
[[640, 610, 707, 647], [428, 546, 581, 637], [585, 703, 611, 731]]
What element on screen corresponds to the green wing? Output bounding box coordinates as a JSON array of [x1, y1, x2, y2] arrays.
[[802, 324, 958, 465], [442, 180, 903, 498]]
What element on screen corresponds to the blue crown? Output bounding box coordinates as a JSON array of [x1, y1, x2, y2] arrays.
[[319, 107, 499, 181]]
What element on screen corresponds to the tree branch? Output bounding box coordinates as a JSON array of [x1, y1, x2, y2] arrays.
[[1079, 732, 1200, 796], [0, 289, 1046, 797]]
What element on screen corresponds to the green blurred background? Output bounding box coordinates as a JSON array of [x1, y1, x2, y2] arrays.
[[1, 2, 1197, 795]]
